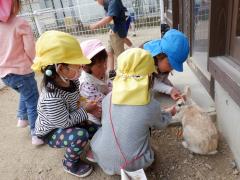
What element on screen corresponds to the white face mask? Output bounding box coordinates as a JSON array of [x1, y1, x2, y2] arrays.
[[67, 67, 81, 80], [55, 64, 80, 83]]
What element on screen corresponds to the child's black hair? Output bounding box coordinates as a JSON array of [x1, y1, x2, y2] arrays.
[[160, 23, 170, 37], [153, 53, 167, 66], [41, 65, 58, 92], [148, 74, 155, 90], [153, 53, 170, 77], [41, 63, 79, 92], [41, 63, 78, 92], [83, 49, 107, 74], [41, 63, 71, 92]]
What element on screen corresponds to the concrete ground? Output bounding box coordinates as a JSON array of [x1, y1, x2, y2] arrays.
[[0, 81, 4, 89], [78, 27, 161, 48]]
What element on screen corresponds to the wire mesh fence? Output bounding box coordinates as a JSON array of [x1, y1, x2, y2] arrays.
[[19, 0, 161, 47]]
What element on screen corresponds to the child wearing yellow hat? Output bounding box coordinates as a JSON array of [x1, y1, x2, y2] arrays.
[[89, 48, 176, 175], [32, 31, 100, 178]]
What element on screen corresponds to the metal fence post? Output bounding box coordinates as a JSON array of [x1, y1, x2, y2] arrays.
[[33, 11, 43, 35], [160, 0, 165, 24]]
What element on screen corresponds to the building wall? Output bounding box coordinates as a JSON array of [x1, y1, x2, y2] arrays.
[[215, 81, 240, 167], [175, 0, 240, 168]]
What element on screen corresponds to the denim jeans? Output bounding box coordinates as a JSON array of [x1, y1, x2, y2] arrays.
[[1, 73, 39, 131]]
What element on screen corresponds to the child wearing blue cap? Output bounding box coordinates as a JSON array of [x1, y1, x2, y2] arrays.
[[143, 29, 190, 100]]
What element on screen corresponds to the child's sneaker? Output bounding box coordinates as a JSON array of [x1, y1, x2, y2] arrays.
[[17, 119, 28, 128], [31, 136, 44, 146], [63, 160, 93, 178], [86, 150, 96, 163]]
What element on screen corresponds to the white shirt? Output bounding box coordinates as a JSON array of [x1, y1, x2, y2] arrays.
[[153, 78, 173, 94]]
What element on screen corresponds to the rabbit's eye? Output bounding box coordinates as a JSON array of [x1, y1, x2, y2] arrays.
[[178, 104, 182, 107]]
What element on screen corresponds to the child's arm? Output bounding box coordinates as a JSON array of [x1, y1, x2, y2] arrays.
[[80, 82, 106, 105], [77, 97, 102, 119], [153, 78, 181, 100], [41, 98, 88, 128], [153, 78, 173, 94], [86, 101, 102, 119], [90, 16, 113, 30], [17, 19, 35, 61], [90, 0, 120, 30]]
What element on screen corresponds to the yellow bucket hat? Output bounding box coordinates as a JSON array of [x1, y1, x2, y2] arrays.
[[32, 31, 91, 72], [112, 48, 157, 105]]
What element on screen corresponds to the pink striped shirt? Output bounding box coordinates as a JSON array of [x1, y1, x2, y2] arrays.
[[0, 16, 35, 78]]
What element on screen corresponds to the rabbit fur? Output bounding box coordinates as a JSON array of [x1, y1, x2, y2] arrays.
[[173, 86, 218, 155]]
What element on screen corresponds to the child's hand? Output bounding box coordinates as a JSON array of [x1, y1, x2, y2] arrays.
[[85, 100, 102, 118], [85, 100, 98, 112], [77, 97, 87, 109], [91, 106, 102, 119], [89, 23, 97, 30], [170, 87, 181, 100], [164, 105, 177, 116]]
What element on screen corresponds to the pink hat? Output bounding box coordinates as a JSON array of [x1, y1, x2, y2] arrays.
[[80, 39, 106, 60], [0, 0, 13, 22]]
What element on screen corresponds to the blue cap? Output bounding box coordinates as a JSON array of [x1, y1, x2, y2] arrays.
[[143, 29, 189, 72]]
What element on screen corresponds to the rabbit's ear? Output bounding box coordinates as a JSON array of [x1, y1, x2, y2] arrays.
[[181, 94, 187, 101], [184, 86, 191, 98]]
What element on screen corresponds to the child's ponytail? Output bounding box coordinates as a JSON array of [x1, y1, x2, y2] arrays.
[[41, 65, 58, 92]]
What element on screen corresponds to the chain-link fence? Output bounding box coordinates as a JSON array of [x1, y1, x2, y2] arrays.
[[19, 0, 161, 46]]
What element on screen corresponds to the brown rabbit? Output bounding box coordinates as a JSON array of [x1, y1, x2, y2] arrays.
[[173, 86, 218, 155]]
